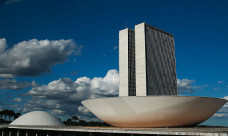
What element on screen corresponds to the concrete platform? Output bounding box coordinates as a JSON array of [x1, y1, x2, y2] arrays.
[[2, 125, 227, 136]]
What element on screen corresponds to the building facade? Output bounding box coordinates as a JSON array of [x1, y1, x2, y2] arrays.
[[82, 22, 227, 128], [119, 22, 177, 96], [135, 23, 177, 96], [119, 28, 136, 96]]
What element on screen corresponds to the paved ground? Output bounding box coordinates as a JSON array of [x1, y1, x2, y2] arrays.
[[0, 125, 225, 136]]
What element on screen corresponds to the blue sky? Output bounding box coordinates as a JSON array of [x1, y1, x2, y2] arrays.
[[0, 0, 227, 126]]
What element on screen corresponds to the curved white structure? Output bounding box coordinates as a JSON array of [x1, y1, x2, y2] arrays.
[[82, 96, 227, 128], [10, 111, 65, 126]]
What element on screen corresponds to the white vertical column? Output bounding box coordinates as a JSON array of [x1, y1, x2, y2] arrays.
[[17, 130, 19, 136], [119, 28, 129, 96], [135, 22, 147, 96]]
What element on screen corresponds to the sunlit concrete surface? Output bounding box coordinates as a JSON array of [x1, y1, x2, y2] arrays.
[[119, 28, 130, 97], [0, 125, 7, 129], [9, 111, 65, 126], [1, 125, 227, 136], [82, 96, 227, 128]]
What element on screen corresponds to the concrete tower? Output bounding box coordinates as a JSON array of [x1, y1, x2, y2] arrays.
[[119, 22, 177, 96], [119, 28, 136, 96], [135, 22, 177, 96]]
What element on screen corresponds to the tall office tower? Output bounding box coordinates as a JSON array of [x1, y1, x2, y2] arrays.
[[135, 23, 177, 96], [119, 28, 136, 96], [119, 23, 177, 97]]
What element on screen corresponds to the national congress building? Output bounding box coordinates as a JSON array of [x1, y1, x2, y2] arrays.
[[82, 22, 226, 128]]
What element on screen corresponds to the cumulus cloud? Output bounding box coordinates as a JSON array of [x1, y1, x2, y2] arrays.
[[0, 74, 14, 79], [24, 69, 119, 116], [13, 97, 22, 102], [177, 79, 195, 93], [0, 78, 39, 90], [212, 96, 228, 118], [78, 106, 91, 115], [0, 79, 30, 90], [177, 79, 207, 93], [0, 38, 81, 76], [23, 70, 208, 117]]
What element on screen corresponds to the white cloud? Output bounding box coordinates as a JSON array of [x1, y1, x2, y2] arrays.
[[13, 97, 22, 102], [0, 38, 7, 53], [5, 0, 21, 4], [0, 78, 39, 90], [0, 74, 14, 79], [177, 79, 207, 93], [213, 81, 227, 91], [78, 106, 91, 115], [113, 46, 118, 50], [52, 110, 65, 115], [89, 69, 119, 98], [24, 69, 119, 116], [31, 80, 39, 87], [217, 81, 225, 84], [192, 85, 208, 90], [177, 79, 195, 93], [0, 79, 30, 90], [23, 70, 209, 117], [0, 38, 81, 76], [223, 96, 228, 108], [213, 113, 226, 118], [212, 96, 228, 118], [214, 88, 222, 91]]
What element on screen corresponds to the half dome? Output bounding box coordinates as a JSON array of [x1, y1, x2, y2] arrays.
[[10, 111, 65, 126]]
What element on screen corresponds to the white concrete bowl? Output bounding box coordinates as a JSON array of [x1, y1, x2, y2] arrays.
[[82, 96, 227, 128]]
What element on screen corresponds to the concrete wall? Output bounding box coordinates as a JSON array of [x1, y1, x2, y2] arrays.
[[119, 29, 129, 96], [135, 23, 147, 96], [119, 28, 136, 96]]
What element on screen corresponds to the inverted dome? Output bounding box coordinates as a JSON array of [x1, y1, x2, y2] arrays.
[[10, 111, 65, 126], [82, 96, 227, 127]]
